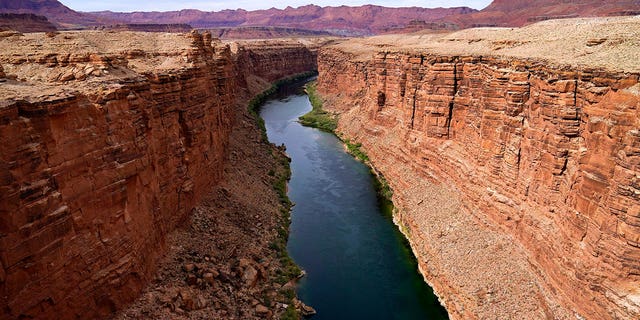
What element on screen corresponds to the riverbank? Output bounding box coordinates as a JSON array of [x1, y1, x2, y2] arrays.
[[114, 74, 316, 320], [300, 81, 394, 215], [297, 81, 447, 317], [265, 81, 446, 319]]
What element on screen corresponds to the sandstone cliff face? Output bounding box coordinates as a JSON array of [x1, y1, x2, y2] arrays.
[[0, 31, 234, 319], [317, 19, 640, 319], [231, 39, 319, 93], [0, 31, 318, 319]]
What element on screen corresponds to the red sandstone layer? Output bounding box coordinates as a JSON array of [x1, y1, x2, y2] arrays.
[[0, 31, 320, 319], [317, 16, 640, 320]]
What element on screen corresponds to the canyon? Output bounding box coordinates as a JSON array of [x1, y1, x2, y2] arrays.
[[1, 4, 640, 320], [316, 16, 640, 319], [0, 30, 322, 319]]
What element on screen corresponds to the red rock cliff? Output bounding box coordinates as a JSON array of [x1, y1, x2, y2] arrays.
[[317, 17, 640, 320], [0, 31, 319, 319], [231, 39, 319, 92]]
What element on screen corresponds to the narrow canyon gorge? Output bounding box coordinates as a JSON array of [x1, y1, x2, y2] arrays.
[[0, 14, 639, 320]]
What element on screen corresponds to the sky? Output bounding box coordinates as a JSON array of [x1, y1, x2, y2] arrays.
[[59, 1, 494, 12]]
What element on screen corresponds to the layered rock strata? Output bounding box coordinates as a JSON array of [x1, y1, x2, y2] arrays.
[[317, 17, 640, 320], [231, 39, 320, 92], [0, 31, 318, 319]]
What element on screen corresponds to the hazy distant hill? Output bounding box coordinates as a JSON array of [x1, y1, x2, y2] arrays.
[[90, 5, 477, 36], [0, 1, 476, 35], [444, 0, 640, 28], [0, 13, 56, 32], [2, 0, 640, 35], [0, 0, 113, 28]]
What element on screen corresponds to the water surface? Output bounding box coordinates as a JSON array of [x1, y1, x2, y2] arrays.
[[260, 83, 448, 320]]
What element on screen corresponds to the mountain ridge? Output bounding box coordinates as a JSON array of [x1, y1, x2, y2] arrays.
[[2, 1, 640, 36]]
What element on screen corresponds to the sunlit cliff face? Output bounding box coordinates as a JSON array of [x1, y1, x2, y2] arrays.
[[315, 17, 640, 319]]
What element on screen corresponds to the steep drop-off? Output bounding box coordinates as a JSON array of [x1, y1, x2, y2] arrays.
[[317, 17, 640, 320], [0, 31, 319, 319]]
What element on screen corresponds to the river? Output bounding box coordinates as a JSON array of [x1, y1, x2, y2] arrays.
[[259, 81, 448, 320]]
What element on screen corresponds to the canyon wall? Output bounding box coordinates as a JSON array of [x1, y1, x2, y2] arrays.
[[317, 18, 640, 319], [231, 39, 320, 94], [0, 31, 318, 319]]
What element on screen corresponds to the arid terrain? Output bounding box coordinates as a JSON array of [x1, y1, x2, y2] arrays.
[[1, 0, 640, 319], [317, 16, 640, 319]]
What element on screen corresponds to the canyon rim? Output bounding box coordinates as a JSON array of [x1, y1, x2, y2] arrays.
[[1, 0, 640, 319]]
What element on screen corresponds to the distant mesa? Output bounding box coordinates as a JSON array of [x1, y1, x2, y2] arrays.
[[1, 0, 640, 35], [442, 0, 640, 28], [0, 0, 115, 29], [94, 23, 193, 33], [207, 26, 336, 39], [0, 0, 477, 36], [0, 13, 56, 32], [87, 4, 477, 36]]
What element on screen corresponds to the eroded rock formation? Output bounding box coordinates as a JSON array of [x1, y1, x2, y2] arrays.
[[317, 17, 640, 320], [0, 30, 319, 319], [232, 39, 320, 89]]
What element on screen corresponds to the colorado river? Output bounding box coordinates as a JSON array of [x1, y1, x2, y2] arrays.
[[260, 82, 448, 320]]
